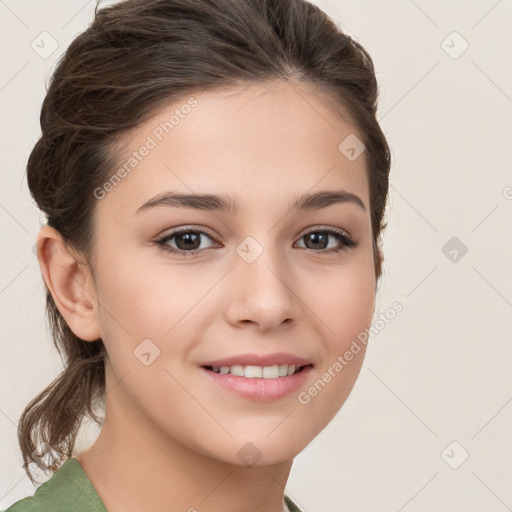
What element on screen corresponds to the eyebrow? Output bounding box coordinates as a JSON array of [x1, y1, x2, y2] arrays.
[[135, 188, 366, 215]]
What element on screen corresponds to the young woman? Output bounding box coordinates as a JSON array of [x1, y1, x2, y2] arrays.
[[5, 0, 391, 510]]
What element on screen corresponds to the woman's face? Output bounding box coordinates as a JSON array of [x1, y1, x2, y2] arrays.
[[88, 80, 376, 465]]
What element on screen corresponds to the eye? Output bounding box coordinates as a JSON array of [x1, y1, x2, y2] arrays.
[[295, 227, 358, 253], [155, 227, 219, 256], [155, 225, 358, 257]]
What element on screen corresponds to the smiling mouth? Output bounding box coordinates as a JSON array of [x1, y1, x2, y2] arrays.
[[202, 363, 312, 378]]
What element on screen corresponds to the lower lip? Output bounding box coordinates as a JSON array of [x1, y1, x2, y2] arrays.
[[200, 365, 313, 402]]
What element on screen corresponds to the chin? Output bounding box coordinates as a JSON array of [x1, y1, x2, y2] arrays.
[[223, 435, 308, 468]]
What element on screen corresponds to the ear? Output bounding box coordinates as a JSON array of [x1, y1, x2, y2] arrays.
[[373, 241, 384, 297], [377, 244, 384, 267], [36, 225, 101, 342]]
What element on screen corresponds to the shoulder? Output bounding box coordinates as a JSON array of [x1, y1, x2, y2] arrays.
[[2, 490, 44, 512], [2, 496, 38, 512], [2, 458, 106, 512]]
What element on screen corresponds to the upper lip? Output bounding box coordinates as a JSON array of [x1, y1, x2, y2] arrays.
[[200, 352, 313, 368]]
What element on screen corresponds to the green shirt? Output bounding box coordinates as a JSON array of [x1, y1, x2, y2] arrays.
[[3, 458, 304, 512]]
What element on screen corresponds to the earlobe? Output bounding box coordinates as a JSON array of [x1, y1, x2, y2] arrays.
[[36, 225, 102, 342]]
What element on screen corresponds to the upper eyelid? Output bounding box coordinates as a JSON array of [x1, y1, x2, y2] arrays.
[[160, 225, 352, 239]]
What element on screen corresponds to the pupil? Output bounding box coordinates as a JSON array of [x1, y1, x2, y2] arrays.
[[178, 233, 200, 250], [307, 233, 327, 249]]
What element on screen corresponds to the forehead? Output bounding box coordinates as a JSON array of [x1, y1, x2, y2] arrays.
[[97, 80, 369, 219]]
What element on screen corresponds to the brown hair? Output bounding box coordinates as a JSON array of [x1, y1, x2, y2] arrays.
[[19, 0, 391, 484]]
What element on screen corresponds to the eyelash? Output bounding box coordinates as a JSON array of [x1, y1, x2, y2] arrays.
[[155, 226, 358, 257]]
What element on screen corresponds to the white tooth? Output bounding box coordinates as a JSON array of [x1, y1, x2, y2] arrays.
[[220, 364, 297, 378], [230, 365, 245, 377], [262, 365, 280, 379], [244, 365, 263, 378]]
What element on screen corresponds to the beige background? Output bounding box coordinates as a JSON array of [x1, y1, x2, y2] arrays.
[[1, 1, 511, 510]]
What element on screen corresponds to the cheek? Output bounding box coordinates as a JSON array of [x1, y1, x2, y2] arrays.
[[95, 253, 213, 388], [97, 252, 194, 338], [294, 262, 374, 422], [312, 260, 376, 347]]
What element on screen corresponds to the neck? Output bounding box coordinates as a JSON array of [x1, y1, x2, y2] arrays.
[[75, 377, 293, 512]]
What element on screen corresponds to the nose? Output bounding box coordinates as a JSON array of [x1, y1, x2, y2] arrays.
[[224, 242, 303, 332]]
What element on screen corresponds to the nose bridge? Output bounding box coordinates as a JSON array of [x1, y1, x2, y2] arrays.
[[225, 233, 302, 329]]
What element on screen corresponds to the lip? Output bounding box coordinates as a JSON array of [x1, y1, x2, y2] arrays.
[[199, 352, 313, 368], [200, 364, 313, 402]]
